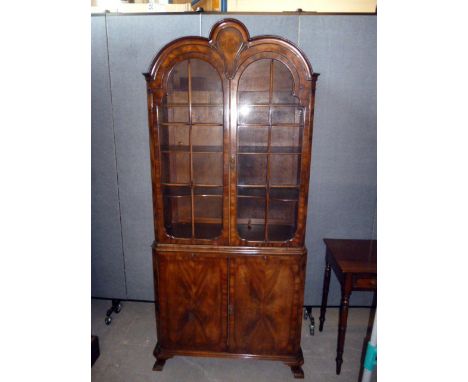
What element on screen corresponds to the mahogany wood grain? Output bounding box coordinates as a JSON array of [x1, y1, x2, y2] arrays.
[[319, 239, 377, 375], [145, 19, 318, 378]]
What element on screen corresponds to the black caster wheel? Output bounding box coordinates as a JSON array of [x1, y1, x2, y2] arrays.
[[105, 316, 112, 325], [310, 316, 315, 335], [115, 303, 122, 314]]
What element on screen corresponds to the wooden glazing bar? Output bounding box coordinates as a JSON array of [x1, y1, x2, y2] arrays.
[[264, 59, 274, 242], [237, 123, 301, 128], [237, 195, 298, 202], [160, 122, 223, 127], [237, 103, 299, 107], [165, 103, 224, 107], [161, 147, 223, 154], [188, 59, 195, 239], [237, 152, 301, 156], [238, 184, 299, 189]]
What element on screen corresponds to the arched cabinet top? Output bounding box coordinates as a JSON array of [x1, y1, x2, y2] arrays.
[[144, 18, 318, 94]]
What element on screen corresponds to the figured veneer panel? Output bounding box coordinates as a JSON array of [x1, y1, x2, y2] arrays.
[[157, 253, 228, 351], [229, 256, 303, 354]]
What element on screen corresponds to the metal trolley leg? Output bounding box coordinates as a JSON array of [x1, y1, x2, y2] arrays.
[[104, 299, 122, 325], [304, 306, 315, 335]]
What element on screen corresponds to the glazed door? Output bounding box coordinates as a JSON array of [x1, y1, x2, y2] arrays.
[[231, 58, 306, 245], [157, 253, 228, 351], [155, 58, 229, 244], [228, 255, 304, 355]]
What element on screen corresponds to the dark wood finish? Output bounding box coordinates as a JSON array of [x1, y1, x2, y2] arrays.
[[156, 252, 228, 351], [319, 239, 377, 375], [144, 18, 318, 378], [229, 255, 305, 355]]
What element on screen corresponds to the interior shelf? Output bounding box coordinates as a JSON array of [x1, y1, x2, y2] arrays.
[[160, 145, 223, 153], [238, 145, 301, 154], [165, 223, 223, 240], [236, 224, 296, 242]]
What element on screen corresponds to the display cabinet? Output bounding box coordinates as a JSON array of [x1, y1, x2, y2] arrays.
[[144, 19, 319, 378]]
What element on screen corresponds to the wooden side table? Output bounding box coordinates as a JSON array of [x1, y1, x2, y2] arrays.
[[319, 239, 377, 374]]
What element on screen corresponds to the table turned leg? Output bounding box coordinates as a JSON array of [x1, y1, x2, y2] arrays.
[[336, 274, 352, 375], [319, 259, 331, 331]]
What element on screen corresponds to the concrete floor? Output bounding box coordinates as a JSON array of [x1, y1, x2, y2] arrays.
[[91, 299, 376, 382]]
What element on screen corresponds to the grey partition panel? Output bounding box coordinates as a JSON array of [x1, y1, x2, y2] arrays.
[[299, 16, 377, 305], [106, 15, 200, 300], [92, 14, 377, 304], [91, 16, 126, 299], [201, 14, 299, 43]]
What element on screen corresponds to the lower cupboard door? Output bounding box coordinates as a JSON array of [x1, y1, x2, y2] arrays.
[[229, 255, 304, 355], [157, 253, 228, 351]]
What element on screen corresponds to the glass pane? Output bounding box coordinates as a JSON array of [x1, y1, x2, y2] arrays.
[[270, 154, 300, 186], [271, 107, 302, 124], [167, 61, 189, 104], [194, 192, 223, 239], [238, 125, 268, 153], [272, 60, 297, 104], [161, 152, 190, 184], [268, 199, 297, 241], [192, 125, 223, 152], [192, 106, 223, 124], [238, 105, 269, 125], [271, 126, 302, 153], [237, 187, 266, 241], [163, 186, 192, 238], [190, 59, 223, 104], [159, 124, 189, 152], [238, 59, 270, 104], [194, 186, 223, 196], [238, 155, 267, 185], [159, 106, 189, 124], [193, 153, 223, 185], [270, 187, 299, 201], [236, 59, 304, 243]]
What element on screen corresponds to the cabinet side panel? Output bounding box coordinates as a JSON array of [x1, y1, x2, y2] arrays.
[[157, 252, 228, 351]]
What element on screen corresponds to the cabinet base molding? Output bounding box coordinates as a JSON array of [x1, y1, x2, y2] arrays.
[[153, 342, 304, 378]]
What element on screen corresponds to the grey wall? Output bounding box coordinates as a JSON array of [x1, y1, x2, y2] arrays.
[[91, 16, 126, 299], [91, 14, 376, 305]]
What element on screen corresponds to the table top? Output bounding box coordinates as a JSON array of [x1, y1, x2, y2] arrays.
[[323, 239, 377, 274]]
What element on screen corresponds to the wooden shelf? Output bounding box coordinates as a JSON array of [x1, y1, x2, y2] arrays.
[[163, 103, 223, 107], [161, 145, 223, 153], [165, 223, 223, 240], [237, 223, 296, 242], [238, 145, 301, 154]]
